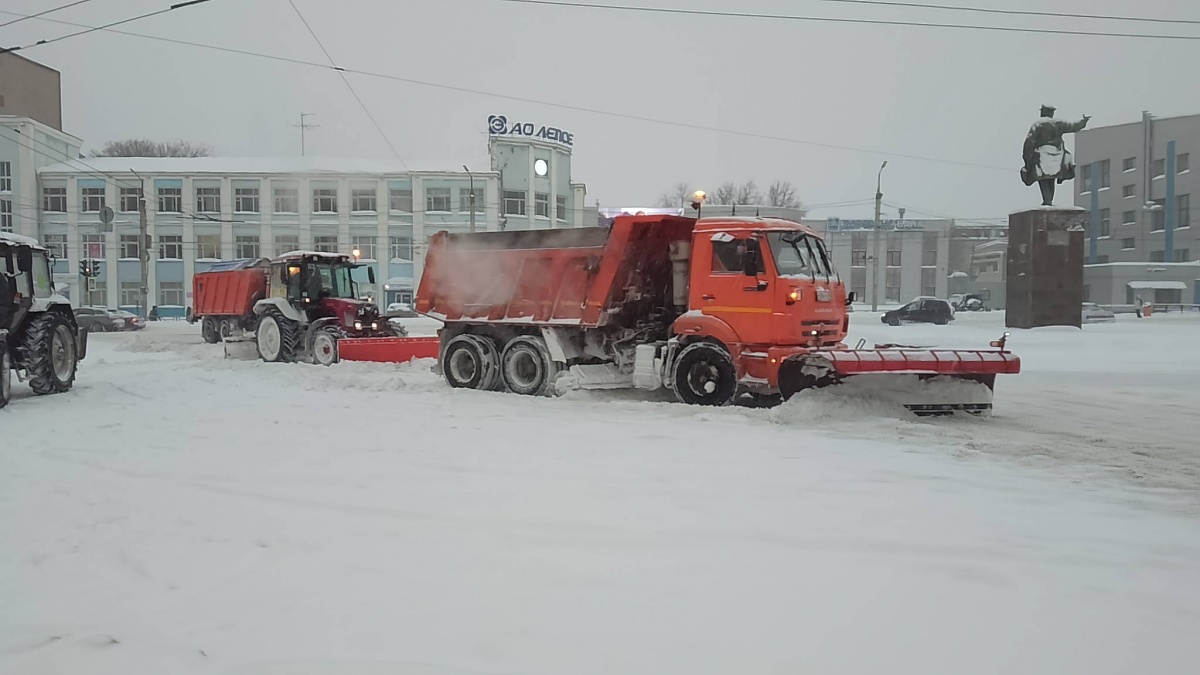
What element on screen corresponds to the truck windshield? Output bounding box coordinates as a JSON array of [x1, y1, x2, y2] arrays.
[[767, 231, 836, 281]]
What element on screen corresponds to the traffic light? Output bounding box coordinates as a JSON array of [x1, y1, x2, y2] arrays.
[[79, 260, 91, 277]]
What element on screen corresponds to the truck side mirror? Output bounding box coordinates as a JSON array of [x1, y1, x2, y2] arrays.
[[367, 266, 376, 284], [16, 247, 33, 272], [742, 239, 761, 276]]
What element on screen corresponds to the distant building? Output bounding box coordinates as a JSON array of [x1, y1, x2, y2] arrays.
[[1, 115, 84, 238], [807, 216, 953, 304], [35, 123, 588, 314], [0, 53, 64, 131]]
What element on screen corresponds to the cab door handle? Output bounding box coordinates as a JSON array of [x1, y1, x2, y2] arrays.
[[701, 294, 715, 301]]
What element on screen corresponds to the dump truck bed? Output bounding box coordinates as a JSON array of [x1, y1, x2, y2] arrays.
[[415, 217, 695, 326], [193, 261, 268, 318]]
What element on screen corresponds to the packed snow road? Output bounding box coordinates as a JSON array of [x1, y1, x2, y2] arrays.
[[2, 313, 1199, 674]]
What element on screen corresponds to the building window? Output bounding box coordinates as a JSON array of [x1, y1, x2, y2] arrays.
[[1098, 208, 1110, 237], [120, 234, 140, 260], [44, 234, 67, 258], [1097, 159, 1110, 189], [1122, 210, 1136, 226], [119, 186, 141, 212], [886, 250, 902, 266], [196, 234, 221, 260], [921, 231, 937, 266], [159, 281, 184, 307], [86, 280, 106, 307], [0, 199, 10, 233], [851, 232, 867, 267], [274, 185, 299, 213], [196, 186, 221, 213], [313, 235, 338, 253], [313, 188, 338, 214], [503, 190, 526, 216], [351, 235, 377, 260], [389, 236, 412, 261], [850, 267, 866, 299], [920, 268, 937, 297], [1122, 157, 1136, 172], [82, 233, 105, 259], [426, 187, 451, 213], [158, 187, 182, 213], [1122, 184, 1135, 199], [885, 234, 901, 267], [120, 281, 140, 307], [235, 235, 260, 259], [556, 195, 567, 221], [81, 187, 105, 213], [389, 188, 413, 212], [1179, 153, 1190, 173], [1080, 166, 1092, 192], [1179, 194, 1190, 228], [1150, 199, 1165, 231], [534, 192, 550, 218], [159, 235, 183, 259], [0, 161, 10, 192], [460, 188, 484, 214], [885, 268, 901, 302], [43, 186, 67, 212], [351, 189, 377, 213], [274, 235, 299, 256], [1152, 158, 1165, 178], [1149, 250, 1165, 262], [234, 187, 260, 213], [1174, 248, 1191, 262], [1121, 238, 1136, 250]]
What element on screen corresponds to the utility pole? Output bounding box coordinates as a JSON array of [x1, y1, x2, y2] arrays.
[[294, 113, 319, 157], [463, 165, 476, 233], [132, 170, 150, 318], [872, 161, 888, 312]]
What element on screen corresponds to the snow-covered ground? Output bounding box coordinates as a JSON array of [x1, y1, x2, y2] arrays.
[[2, 312, 1199, 674]]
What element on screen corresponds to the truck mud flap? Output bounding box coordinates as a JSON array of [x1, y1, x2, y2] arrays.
[[338, 336, 440, 364], [76, 328, 88, 361]]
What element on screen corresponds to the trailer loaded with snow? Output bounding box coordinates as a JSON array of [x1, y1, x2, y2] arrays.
[[414, 213, 1020, 414]]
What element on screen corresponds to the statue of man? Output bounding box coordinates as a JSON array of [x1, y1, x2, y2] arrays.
[[1021, 105, 1090, 206]]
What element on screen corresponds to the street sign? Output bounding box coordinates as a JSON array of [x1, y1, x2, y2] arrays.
[[99, 206, 115, 225]]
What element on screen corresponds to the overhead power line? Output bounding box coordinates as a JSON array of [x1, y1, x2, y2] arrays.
[[0, 10, 1015, 173], [485, 0, 1200, 41], [0, 0, 215, 55], [0, 0, 94, 29], [810, 0, 1200, 27], [285, 0, 407, 168]]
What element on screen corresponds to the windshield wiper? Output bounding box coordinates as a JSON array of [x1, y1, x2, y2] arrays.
[[800, 236, 830, 283]]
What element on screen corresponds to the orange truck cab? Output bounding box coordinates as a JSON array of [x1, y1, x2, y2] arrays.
[[416, 213, 1019, 413]]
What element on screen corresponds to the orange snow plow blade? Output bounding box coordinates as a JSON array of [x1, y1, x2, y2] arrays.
[[337, 336, 440, 363]]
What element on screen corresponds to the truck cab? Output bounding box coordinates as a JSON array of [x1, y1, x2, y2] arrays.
[[675, 218, 850, 349]]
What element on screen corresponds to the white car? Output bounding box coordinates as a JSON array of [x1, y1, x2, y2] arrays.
[[1082, 302, 1116, 323]]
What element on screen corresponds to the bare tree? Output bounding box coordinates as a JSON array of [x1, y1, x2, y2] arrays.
[[766, 180, 805, 212], [735, 179, 760, 205], [711, 182, 738, 205], [92, 139, 213, 158], [656, 182, 692, 208]]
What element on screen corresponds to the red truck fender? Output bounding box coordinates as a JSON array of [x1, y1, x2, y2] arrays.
[[671, 311, 741, 351]]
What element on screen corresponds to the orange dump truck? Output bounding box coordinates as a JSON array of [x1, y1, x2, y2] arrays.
[[415, 214, 1019, 413]]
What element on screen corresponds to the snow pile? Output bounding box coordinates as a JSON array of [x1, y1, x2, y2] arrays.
[[771, 374, 991, 425]]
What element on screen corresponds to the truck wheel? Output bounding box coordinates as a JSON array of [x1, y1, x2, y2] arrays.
[[256, 310, 300, 363], [500, 335, 559, 396], [201, 317, 221, 344], [672, 341, 736, 406], [311, 327, 339, 366], [1, 348, 11, 409], [21, 313, 78, 395], [219, 319, 236, 339], [442, 334, 501, 390]]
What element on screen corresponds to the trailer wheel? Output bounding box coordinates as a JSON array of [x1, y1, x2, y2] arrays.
[[256, 310, 300, 363], [201, 317, 221, 344], [500, 335, 559, 396], [442, 334, 500, 390], [21, 312, 78, 395], [671, 341, 736, 406], [311, 327, 339, 367], [219, 319, 236, 339], [1, 347, 11, 409]]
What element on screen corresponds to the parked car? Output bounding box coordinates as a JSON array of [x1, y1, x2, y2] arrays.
[[108, 309, 145, 331], [1082, 302, 1116, 323], [882, 297, 955, 326], [73, 306, 122, 332], [385, 302, 420, 318]]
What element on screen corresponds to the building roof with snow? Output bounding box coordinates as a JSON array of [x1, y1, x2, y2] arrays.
[[37, 155, 496, 177]]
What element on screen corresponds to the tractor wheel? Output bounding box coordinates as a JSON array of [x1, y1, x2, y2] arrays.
[[201, 317, 221, 344], [1, 347, 11, 409], [311, 327, 339, 367], [442, 334, 501, 390], [671, 341, 736, 406], [21, 312, 78, 395], [256, 310, 301, 363], [500, 335, 559, 396]]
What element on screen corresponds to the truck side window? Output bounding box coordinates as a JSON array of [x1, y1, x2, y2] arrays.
[[711, 239, 747, 273]]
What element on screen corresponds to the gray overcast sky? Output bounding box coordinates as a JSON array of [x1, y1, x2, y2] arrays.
[[4, 0, 1198, 221]]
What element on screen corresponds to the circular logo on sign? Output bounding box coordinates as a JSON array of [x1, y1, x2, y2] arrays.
[[488, 115, 508, 135]]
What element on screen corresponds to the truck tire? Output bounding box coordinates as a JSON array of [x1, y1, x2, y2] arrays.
[[671, 341, 736, 406], [219, 319, 236, 339], [21, 312, 78, 395], [442, 334, 501, 390], [256, 309, 301, 363], [1, 347, 11, 409], [311, 327, 339, 366], [201, 317, 221, 344], [500, 335, 559, 396]]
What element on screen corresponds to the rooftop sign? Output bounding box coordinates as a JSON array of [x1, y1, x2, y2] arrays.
[[488, 115, 574, 147]]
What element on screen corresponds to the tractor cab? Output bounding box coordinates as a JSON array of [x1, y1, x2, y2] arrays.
[[267, 251, 382, 334]]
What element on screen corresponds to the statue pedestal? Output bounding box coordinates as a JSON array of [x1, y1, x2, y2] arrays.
[[1005, 207, 1087, 329]]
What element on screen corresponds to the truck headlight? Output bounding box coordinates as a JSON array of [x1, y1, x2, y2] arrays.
[[354, 321, 363, 331]]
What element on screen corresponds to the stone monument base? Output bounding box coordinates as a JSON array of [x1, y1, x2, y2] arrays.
[[1006, 207, 1086, 329]]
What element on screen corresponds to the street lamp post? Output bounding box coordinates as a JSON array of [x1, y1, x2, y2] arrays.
[[872, 161, 888, 312], [463, 165, 476, 233]]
